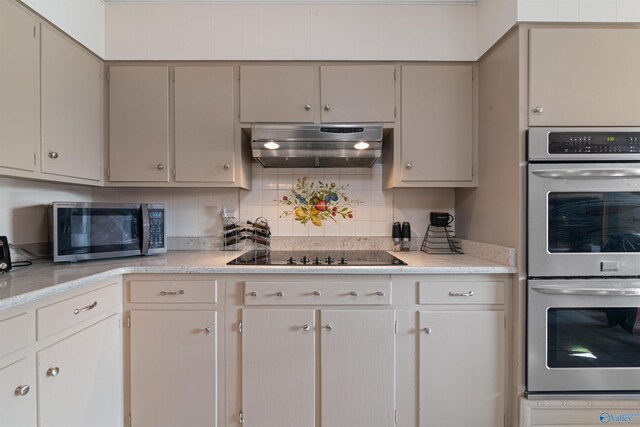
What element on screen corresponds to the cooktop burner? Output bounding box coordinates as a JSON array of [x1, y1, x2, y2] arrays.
[[227, 250, 407, 266]]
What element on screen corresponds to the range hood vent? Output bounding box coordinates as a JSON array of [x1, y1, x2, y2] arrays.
[[251, 124, 383, 168]]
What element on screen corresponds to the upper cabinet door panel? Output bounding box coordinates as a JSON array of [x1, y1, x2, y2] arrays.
[[109, 66, 169, 182], [320, 65, 395, 123], [529, 29, 640, 126], [240, 65, 315, 123], [175, 66, 235, 183], [0, 0, 38, 172], [401, 65, 473, 182], [41, 26, 102, 182]]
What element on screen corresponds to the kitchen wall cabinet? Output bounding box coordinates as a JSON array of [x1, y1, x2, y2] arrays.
[[417, 277, 506, 427], [0, 0, 39, 175], [108, 66, 170, 182], [129, 310, 218, 427], [240, 306, 395, 427], [385, 64, 476, 188], [529, 28, 640, 126], [174, 66, 235, 183], [41, 26, 103, 182], [37, 315, 121, 427], [239, 64, 395, 124]]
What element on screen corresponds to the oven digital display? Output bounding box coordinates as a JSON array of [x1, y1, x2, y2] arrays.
[[548, 132, 640, 154]]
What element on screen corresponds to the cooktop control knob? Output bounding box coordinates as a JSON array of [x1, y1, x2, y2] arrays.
[[325, 256, 334, 265], [287, 257, 297, 265], [338, 257, 347, 265], [300, 255, 309, 265], [312, 257, 321, 265]]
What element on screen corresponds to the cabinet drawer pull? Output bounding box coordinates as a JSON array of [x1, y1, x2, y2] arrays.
[[325, 324, 333, 331], [349, 291, 358, 296], [276, 291, 285, 297], [304, 104, 311, 111], [249, 291, 258, 297], [423, 327, 432, 335], [302, 324, 311, 332], [48, 151, 59, 159], [204, 327, 211, 334], [47, 367, 60, 377], [15, 385, 30, 396], [159, 290, 185, 296], [448, 291, 474, 297], [73, 301, 97, 314], [313, 291, 321, 296], [376, 291, 385, 296]]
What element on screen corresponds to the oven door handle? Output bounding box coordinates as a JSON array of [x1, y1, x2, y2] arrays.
[[530, 168, 640, 179], [531, 285, 640, 296]]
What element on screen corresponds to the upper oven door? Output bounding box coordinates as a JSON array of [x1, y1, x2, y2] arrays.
[[528, 278, 640, 393], [528, 162, 640, 277]]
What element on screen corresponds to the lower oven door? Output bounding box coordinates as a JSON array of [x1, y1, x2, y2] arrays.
[[528, 278, 640, 393]]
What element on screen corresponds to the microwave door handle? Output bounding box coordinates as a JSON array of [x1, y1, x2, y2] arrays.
[[141, 204, 150, 255], [531, 168, 640, 179], [531, 286, 640, 296]]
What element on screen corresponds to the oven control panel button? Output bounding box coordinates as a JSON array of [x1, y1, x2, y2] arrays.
[[601, 261, 620, 272]]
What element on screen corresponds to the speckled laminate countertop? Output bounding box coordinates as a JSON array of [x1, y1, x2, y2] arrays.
[[0, 249, 516, 310]]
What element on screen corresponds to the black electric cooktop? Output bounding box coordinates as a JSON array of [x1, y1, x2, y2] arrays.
[[227, 250, 407, 266]]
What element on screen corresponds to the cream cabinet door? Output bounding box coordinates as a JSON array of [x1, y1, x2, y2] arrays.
[[175, 66, 234, 183], [240, 65, 315, 123], [320, 310, 395, 427], [401, 65, 473, 182], [529, 28, 640, 126], [130, 310, 217, 427], [320, 65, 395, 123], [37, 315, 122, 427], [0, 357, 36, 427], [41, 26, 102, 182], [109, 66, 169, 182], [242, 309, 315, 427], [0, 0, 38, 172], [418, 310, 504, 427]]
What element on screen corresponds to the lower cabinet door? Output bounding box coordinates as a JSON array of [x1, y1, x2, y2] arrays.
[[242, 309, 315, 427], [37, 314, 122, 427], [0, 357, 36, 427], [129, 310, 217, 427], [320, 310, 396, 427], [418, 310, 504, 427]]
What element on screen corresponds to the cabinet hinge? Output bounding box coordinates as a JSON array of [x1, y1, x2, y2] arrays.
[[395, 409, 398, 424], [107, 167, 110, 178], [238, 321, 242, 334], [172, 167, 176, 178], [504, 414, 507, 426], [394, 320, 398, 334], [394, 68, 397, 81], [33, 152, 36, 165], [33, 25, 36, 38], [128, 414, 131, 427], [472, 69, 475, 81], [127, 316, 131, 328], [239, 410, 244, 424], [394, 106, 397, 119], [504, 315, 507, 329], [107, 71, 110, 82]]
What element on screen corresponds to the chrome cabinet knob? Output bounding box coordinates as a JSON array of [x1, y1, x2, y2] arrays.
[[156, 163, 164, 170], [423, 327, 432, 335], [0, 262, 7, 270], [249, 291, 258, 297], [204, 327, 211, 334], [304, 104, 311, 111], [349, 291, 358, 296], [325, 324, 333, 331], [223, 164, 230, 170], [276, 291, 285, 297], [313, 291, 321, 296], [376, 291, 385, 296], [15, 385, 30, 396], [533, 106, 544, 114], [405, 163, 412, 170], [302, 324, 311, 331], [47, 367, 60, 377], [324, 104, 331, 111], [48, 151, 59, 159]]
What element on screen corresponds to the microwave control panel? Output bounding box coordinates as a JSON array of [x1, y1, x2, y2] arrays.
[[149, 209, 165, 249], [549, 132, 640, 154]]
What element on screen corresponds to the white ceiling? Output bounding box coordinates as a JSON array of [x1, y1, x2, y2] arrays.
[[103, 0, 477, 4]]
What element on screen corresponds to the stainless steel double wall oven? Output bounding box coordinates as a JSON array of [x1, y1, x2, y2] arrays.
[[527, 128, 640, 394]]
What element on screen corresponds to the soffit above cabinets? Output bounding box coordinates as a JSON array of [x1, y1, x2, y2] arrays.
[[103, 0, 477, 5]]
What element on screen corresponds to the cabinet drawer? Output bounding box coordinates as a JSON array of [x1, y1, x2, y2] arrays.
[[244, 281, 391, 305], [129, 280, 217, 304], [418, 280, 504, 305], [36, 284, 119, 340], [0, 313, 28, 358]]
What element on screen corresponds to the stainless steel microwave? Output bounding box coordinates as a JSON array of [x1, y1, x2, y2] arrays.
[[52, 202, 166, 262]]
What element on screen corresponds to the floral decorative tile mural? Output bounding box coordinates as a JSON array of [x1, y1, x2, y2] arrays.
[[278, 177, 362, 226]]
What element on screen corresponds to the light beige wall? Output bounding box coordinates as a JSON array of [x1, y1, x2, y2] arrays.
[[105, 3, 478, 60], [455, 29, 521, 251], [477, 0, 518, 56], [19, 0, 105, 57], [0, 176, 92, 244]]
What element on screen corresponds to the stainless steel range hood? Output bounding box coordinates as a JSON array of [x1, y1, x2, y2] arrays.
[[251, 124, 383, 168]]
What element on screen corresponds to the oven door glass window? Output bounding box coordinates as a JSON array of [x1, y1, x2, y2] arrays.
[[57, 208, 141, 255], [548, 307, 640, 368], [548, 192, 640, 253]]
